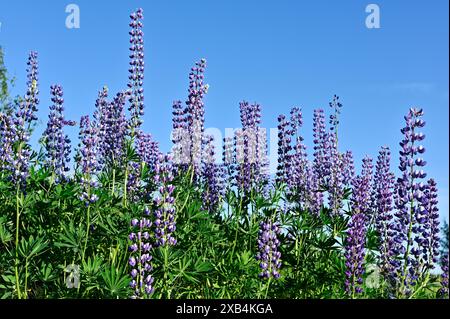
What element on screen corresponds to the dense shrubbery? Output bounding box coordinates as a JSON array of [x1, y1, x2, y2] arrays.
[[0, 9, 448, 299]]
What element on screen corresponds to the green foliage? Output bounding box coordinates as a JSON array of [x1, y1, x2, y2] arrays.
[[0, 47, 444, 300]]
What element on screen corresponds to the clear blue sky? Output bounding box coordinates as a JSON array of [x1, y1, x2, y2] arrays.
[[0, 0, 448, 222]]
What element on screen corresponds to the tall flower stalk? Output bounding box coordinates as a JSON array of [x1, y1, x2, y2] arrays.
[[345, 170, 371, 298], [201, 135, 225, 212], [373, 147, 395, 276], [185, 58, 208, 182], [124, 8, 145, 206], [392, 108, 429, 297], [8, 51, 40, 299], [129, 207, 154, 299], [127, 8, 145, 137], [153, 154, 176, 247], [42, 84, 75, 184], [77, 115, 99, 263], [256, 217, 282, 298], [276, 114, 292, 185]]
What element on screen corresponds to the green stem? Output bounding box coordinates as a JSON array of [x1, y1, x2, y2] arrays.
[[24, 259, 28, 299], [264, 277, 272, 298], [14, 185, 22, 299], [399, 128, 416, 298], [163, 246, 170, 298], [230, 195, 243, 262], [123, 164, 128, 207], [409, 272, 430, 299], [111, 167, 116, 196], [81, 205, 91, 264]]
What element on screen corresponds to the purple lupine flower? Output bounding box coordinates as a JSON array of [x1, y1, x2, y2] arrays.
[[329, 94, 342, 134], [129, 207, 154, 298], [0, 113, 17, 177], [288, 107, 310, 207], [290, 134, 308, 197], [153, 153, 177, 247], [42, 84, 74, 183], [345, 173, 371, 297], [305, 163, 323, 216], [276, 114, 292, 185], [235, 116, 251, 191], [93, 87, 109, 168], [326, 133, 344, 215], [201, 135, 225, 212], [137, 131, 160, 171], [235, 101, 268, 193], [127, 131, 160, 203], [413, 178, 440, 271], [9, 51, 40, 188], [109, 91, 128, 164], [373, 147, 395, 275], [351, 173, 372, 216], [344, 210, 366, 297], [171, 100, 189, 167], [391, 108, 428, 295], [361, 156, 374, 219], [341, 150, 355, 186], [127, 8, 145, 136], [185, 58, 208, 181], [361, 156, 373, 182], [312, 109, 327, 185], [94, 89, 128, 169], [126, 160, 142, 202], [356, 157, 373, 214], [289, 106, 303, 133], [439, 254, 449, 299], [77, 115, 99, 206], [222, 136, 236, 187], [256, 219, 282, 279], [16, 51, 39, 125]]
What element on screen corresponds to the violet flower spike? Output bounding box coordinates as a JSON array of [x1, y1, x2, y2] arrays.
[[42, 84, 74, 183], [373, 147, 395, 276], [201, 135, 225, 212], [9, 51, 40, 189], [276, 113, 292, 186], [129, 207, 154, 299], [127, 8, 145, 136], [256, 219, 282, 279], [153, 153, 177, 247], [391, 107, 430, 296], [184, 58, 208, 182], [77, 115, 100, 206]]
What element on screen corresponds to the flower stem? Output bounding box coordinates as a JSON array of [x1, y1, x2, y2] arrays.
[[264, 277, 272, 298], [111, 167, 116, 196], [81, 205, 91, 264], [14, 184, 22, 299], [123, 164, 128, 207]]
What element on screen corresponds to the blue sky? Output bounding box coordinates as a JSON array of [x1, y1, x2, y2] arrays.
[[0, 0, 448, 222]]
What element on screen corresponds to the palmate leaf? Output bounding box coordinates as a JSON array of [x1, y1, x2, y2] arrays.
[[0, 272, 16, 299], [54, 222, 84, 254], [193, 258, 213, 274], [80, 256, 104, 294], [101, 264, 130, 298], [36, 261, 58, 283], [0, 217, 12, 245], [18, 235, 48, 259]]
